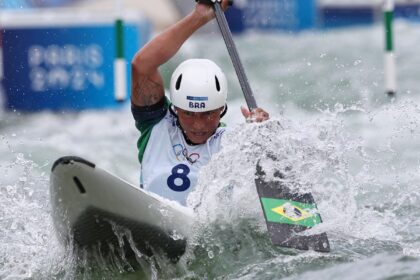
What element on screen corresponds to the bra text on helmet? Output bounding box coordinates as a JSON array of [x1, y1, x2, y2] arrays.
[[189, 102, 206, 109]]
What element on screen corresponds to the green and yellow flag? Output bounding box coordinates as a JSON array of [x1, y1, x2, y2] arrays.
[[261, 197, 321, 228]]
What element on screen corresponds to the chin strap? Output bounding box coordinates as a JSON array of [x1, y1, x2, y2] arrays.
[[169, 105, 198, 145], [169, 104, 178, 117], [220, 104, 228, 118], [168, 105, 184, 131]]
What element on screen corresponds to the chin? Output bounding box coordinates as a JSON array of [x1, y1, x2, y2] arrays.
[[189, 137, 207, 145], [187, 134, 209, 145]]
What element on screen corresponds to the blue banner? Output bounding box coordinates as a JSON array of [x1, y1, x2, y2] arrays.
[[2, 22, 143, 111], [226, 0, 317, 33], [0, 0, 79, 8]]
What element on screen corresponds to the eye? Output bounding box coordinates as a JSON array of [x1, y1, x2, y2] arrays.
[[206, 110, 218, 118]]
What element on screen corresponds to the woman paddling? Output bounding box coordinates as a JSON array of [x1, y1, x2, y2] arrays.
[[131, 0, 269, 205]]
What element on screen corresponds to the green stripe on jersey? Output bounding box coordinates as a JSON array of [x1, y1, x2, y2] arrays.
[[136, 97, 170, 163]]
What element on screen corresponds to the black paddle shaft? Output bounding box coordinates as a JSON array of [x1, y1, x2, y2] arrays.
[[196, 0, 258, 111]]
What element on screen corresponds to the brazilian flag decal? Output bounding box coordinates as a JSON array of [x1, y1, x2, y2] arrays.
[[261, 197, 321, 228]]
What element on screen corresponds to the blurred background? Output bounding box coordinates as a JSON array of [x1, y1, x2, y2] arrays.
[[2, 0, 420, 279], [1, 0, 420, 112]]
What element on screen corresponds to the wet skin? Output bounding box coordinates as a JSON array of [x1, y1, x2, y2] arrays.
[[176, 107, 224, 145]]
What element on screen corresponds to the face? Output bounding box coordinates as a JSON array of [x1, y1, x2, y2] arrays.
[[176, 107, 224, 144]]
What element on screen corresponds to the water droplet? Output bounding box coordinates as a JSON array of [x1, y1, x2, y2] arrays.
[[10, 221, 18, 230], [208, 250, 214, 259], [353, 59, 362, 66]]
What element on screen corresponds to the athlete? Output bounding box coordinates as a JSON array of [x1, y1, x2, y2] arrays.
[[131, 0, 269, 205]]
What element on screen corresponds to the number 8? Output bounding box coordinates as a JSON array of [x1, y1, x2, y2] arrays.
[[167, 164, 191, 192]]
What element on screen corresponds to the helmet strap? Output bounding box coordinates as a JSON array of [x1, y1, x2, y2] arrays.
[[220, 104, 228, 118], [169, 105, 199, 146], [169, 104, 178, 117]]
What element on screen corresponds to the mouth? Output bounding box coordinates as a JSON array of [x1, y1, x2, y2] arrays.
[[190, 131, 208, 137], [184, 130, 213, 145]]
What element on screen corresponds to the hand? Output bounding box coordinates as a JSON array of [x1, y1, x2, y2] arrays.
[[241, 106, 270, 123], [195, 0, 230, 23]]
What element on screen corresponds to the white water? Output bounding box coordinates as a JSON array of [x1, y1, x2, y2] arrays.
[[1, 21, 420, 279]]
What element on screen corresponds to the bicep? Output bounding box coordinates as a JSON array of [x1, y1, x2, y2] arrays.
[[131, 69, 165, 107]]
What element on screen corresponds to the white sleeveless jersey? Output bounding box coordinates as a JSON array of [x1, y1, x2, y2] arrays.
[[140, 111, 226, 205]]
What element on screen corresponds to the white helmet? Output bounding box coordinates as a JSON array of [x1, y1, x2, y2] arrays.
[[170, 59, 228, 112]]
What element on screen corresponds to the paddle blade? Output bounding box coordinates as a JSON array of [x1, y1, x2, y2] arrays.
[[255, 164, 330, 252]]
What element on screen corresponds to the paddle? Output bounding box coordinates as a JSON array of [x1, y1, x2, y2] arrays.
[[196, 0, 330, 252]]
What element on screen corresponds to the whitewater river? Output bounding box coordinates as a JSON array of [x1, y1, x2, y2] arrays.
[[1, 20, 420, 279]]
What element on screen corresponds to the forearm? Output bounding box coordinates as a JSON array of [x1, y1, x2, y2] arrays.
[[132, 11, 210, 74], [131, 10, 211, 107]]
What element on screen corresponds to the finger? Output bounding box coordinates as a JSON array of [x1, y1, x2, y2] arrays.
[[221, 0, 231, 10], [255, 115, 268, 122], [260, 111, 269, 119], [241, 106, 251, 118], [252, 110, 269, 122], [253, 108, 269, 117], [255, 116, 269, 122]]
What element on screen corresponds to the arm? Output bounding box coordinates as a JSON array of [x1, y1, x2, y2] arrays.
[[131, 1, 230, 107]]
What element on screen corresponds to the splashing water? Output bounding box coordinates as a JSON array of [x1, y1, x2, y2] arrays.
[[1, 21, 420, 279], [0, 153, 72, 279], [184, 97, 420, 278]]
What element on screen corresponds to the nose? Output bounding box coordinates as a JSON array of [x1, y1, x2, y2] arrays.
[[191, 116, 206, 130]]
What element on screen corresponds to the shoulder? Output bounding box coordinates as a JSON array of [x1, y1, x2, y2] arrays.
[[132, 96, 170, 132]]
